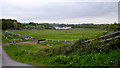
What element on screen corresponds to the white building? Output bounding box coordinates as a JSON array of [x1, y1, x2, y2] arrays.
[[55, 27, 71, 29]]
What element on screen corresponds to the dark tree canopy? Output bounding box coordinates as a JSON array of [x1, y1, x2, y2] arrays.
[[1, 19, 22, 30]]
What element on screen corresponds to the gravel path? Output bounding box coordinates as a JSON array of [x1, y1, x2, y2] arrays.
[[2, 40, 71, 46], [3, 41, 37, 45]]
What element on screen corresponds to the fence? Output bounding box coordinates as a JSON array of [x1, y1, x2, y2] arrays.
[[82, 31, 120, 44], [85, 31, 120, 43], [45, 39, 72, 43]]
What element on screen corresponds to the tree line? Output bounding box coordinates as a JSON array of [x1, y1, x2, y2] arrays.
[[1, 19, 120, 31], [70, 23, 120, 31]]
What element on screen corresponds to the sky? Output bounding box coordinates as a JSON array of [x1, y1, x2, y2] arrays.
[[0, 0, 119, 24]]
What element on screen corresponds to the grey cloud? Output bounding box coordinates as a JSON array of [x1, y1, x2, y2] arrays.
[[2, 2, 118, 22]]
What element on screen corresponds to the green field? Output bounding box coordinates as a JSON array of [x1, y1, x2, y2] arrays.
[[12, 29, 107, 41], [2, 29, 120, 66]]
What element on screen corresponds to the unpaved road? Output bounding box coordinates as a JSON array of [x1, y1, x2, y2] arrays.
[[3, 40, 71, 46], [3, 41, 37, 46]]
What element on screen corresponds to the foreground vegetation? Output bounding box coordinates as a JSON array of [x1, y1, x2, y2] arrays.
[[3, 34, 120, 66]]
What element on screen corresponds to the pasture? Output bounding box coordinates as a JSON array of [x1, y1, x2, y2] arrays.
[[3, 29, 120, 66], [11, 29, 107, 41]]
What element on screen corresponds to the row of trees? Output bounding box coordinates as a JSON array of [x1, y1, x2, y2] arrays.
[[22, 23, 55, 30], [70, 23, 120, 31]]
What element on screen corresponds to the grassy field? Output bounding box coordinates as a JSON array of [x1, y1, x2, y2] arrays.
[[11, 29, 107, 41], [3, 29, 120, 66]]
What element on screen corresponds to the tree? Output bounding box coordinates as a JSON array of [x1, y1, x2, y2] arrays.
[[29, 22, 36, 26], [2, 19, 23, 30], [13, 21, 18, 29]]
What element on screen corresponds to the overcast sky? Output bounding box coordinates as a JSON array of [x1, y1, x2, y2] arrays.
[[0, 0, 119, 24]]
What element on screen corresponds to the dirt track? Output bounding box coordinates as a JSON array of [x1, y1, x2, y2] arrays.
[[3, 41, 37, 46]]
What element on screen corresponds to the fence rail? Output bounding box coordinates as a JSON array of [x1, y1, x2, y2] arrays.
[[84, 31, 120, 43]]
